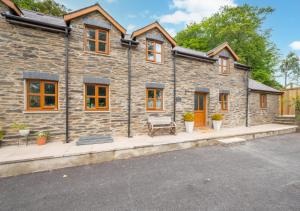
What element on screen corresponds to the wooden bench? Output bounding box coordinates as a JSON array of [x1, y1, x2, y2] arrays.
[[147, 116, 176, 137]]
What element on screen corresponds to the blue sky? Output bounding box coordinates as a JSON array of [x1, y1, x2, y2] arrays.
[[58, 0, 300, 59]]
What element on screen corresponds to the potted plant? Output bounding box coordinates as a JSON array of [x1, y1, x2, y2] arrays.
[[183, 112, 194, 133], [212, 114, 223, 131], [0, 130, 4, 147], [37, 131, 49, 145], [11, 123, 30, 136]]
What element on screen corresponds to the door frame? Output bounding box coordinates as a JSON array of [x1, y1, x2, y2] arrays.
[[194, 92, 207, 128]]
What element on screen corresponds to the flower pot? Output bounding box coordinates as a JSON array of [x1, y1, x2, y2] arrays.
[[213, 120, 222, 131], [37, 137, 47, 145], [185, 121, 194, 133], [19, 129, 30, 136]]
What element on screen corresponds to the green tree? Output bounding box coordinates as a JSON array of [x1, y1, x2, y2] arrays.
[[175, 4, 280, 88], [12, 0, 69, 16], [280, 52, 299, 88]]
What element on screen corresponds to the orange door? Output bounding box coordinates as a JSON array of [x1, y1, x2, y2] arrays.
[[194, 93, 207, 127]]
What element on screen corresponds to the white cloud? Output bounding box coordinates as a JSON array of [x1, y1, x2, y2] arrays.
[[127, 24, 136, 33], [166, 28, 177, 37], [289, 41, 300, 51], [160, 0, 237, 25]]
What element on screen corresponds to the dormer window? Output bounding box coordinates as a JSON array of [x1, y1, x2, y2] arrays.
[[219, 56, 230, 74], [85, 25, 109, 55], [146, 40, 162, 63]]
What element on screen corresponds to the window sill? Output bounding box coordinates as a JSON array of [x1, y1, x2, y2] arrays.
[[219, 73, 230, 76], [83, 51, 111, 57], [146, 110, 166, 113], [23, 111, 60, 114], [146, 61, 163, 65], [84, 110, 110, 113]]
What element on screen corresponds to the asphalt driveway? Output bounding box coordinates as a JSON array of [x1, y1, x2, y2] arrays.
[[1, 133, 300, 211]]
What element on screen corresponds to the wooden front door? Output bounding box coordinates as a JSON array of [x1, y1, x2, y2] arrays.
[[194, 92, 207, 128]]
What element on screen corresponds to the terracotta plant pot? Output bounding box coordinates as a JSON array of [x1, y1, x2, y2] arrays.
[[37, 137, 47, 145]]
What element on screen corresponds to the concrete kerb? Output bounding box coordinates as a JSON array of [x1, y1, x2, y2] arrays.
[[0, 126, 297, 178]]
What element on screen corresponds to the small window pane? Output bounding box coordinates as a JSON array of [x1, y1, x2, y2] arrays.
[[156, 54, 162, 63], [87, 29, 95, 39], [194, 94, 199, 110], [87, 85, 95, 96], [86, 98, 95, 108], [148, 90, 154, 98], [29, 82, 40, 93], [98, 98, 106, 107], [148, 42, 154, 51], [156, 100, 162, 109], [45, 83, 55, 94], [29, 96, 40, 107], [147, 52, 154, 61], [148, 100, 154, 108], [98, 31, 107, 41], [45, 96, 55, 106], [98, 42, 106, 52], [98, 87, 106, 96], [156, 43, 161, 53], [156, 90, 162, 98], [199, 95, 204, 110], [87, 40, 96, 51]]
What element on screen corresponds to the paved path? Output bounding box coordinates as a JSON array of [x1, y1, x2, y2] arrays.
[[1, 133, 300, 211]]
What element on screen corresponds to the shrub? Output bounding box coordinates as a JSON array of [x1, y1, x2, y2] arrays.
[[37, 131, 49, 138], [294, 96, 300, 112], [212, 114, 223, 121], [11, 123, 28, 130], [183, 112, 194, 121], [0, 130, 4, 140]]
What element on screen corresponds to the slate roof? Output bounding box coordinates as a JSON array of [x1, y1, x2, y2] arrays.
[[172, 46, 215, 60], [249, 79, 282, 93], [21, 9, 66, 27]]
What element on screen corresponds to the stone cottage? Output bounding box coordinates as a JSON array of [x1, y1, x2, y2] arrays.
[[0, 0, 282, 144]]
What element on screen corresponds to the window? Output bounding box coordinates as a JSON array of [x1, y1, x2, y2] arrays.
[[219, 57, 230, 74], [85, 26, 109, 54], [146, 40, 162, 63], [85, 84, 109, 111], [26, 80, 58, 111], [146, 88, 163, 110], [260, 94, 267, 109], [219, 93, 229, 111]]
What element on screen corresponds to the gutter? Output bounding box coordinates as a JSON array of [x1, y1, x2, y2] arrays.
[[2, 12, 71, 33], [64, 28, 70, 143], [172, 51, 177, 122], [121, 39, 139, 137], [246, 70, 250, 127], [172, 50, 217, 63]]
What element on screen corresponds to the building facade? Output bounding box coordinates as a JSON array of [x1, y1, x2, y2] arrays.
[[0, 1, 281, 144]]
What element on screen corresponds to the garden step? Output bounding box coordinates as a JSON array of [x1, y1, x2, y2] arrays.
[[76, 135, 113, 145]]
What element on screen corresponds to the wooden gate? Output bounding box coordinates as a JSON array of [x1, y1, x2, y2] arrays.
[[281, 88, 300, 115]]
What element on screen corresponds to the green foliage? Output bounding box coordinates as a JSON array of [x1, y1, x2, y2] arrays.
[[0, 130, 4, 140], [211, 114, 223, 121], [175, 4, 280, 88], [183, 112, 194, 121], [12, 0, 69, 16], [280, 52, 300, 87], [294, 96, 300, 112], [11, 123, 28, 130], [37, 131, 49, 138]]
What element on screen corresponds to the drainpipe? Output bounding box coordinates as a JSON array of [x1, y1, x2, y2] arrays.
[[127, 41, 132, 138], [64, 28, 70, 143], [246, 70, 250, 127], [173, 51, 177, 122]]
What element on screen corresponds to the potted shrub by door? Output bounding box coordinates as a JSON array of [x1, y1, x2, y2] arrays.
[[183, 112, 195, 133], [37, 131, 49, 145], [11, 123, 30, 137], [212, 114, 223, 131]]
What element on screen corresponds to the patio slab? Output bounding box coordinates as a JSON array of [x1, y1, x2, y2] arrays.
[[0, 124, 297, 178]]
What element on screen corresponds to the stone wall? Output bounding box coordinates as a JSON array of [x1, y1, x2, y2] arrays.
[[67, 11, 129, 140], [0, 3, 66, 143], [130, 28, 174, 135], [249, 92, 279, 126], [175, 55, 248, 132]]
